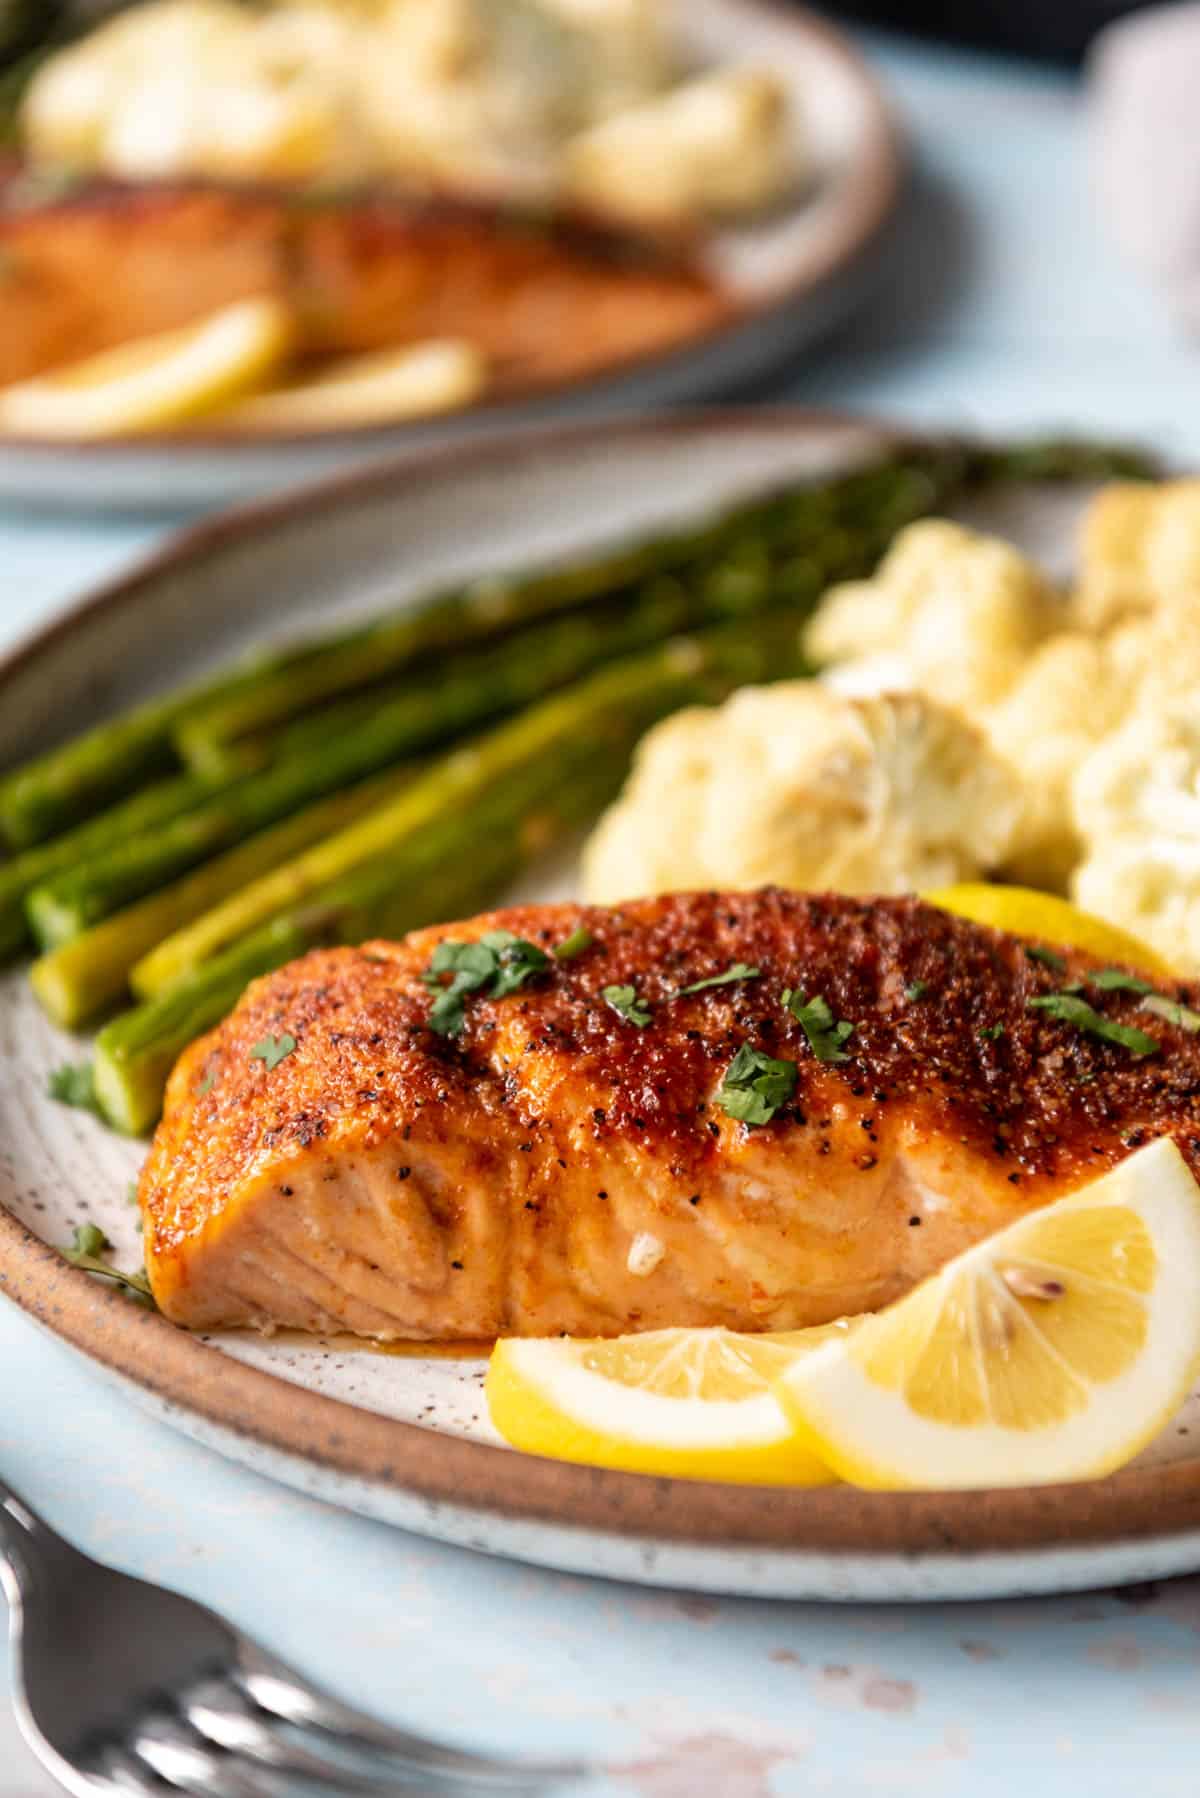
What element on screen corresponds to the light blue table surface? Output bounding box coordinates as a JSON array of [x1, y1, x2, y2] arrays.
[[6, 26, 1200, 1798]]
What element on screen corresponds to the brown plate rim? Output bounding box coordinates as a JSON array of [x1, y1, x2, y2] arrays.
[[5, 405, 1199, 1564], [0, 0, 903, 455]]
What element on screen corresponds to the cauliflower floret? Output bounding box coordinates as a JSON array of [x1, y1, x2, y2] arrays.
[[984, 632, 1133, 892], [581, 684, 1024, 904], [1071, 481, 1160, 633], [1072, 702, 1200, 846], [564, 69, 795, 228], [1072, 842, 1200, 974], [805, 520, 1055, 717], [1070, 701, 1200, 970], [580, 704, 717, 901], [1072, 478, 1200, 632]]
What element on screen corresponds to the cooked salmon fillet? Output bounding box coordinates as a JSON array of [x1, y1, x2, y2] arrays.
[[140, 890, 1200, 1340], [0, 174, 727, 392]]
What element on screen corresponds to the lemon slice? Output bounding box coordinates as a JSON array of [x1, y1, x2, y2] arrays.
[[925, 882, 1170, 975], [0, 299, 293, 439], [486, 1320, 859, 1485], [208, 340, 488, 434], [775, 1137, 1200, 1490]]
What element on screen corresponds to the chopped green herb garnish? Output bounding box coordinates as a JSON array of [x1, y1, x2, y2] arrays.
[[676, 962, 761, 997], [1141, 994, 1200, 1033], [48, 1060, 102, 1117], [196, 1069, 215, 1096], [1025, 945, 1067, 972], [782, 989, 855, 1063], [979, 1023, 1005, 1041], [126, 1182, 139, 1207], [602, 984, 651, 1027], [1027, 994, 1159, 1058], [70, 1221, 109, 1259], [716, 1043, 798, 1126], [422, 932, 550, 1036], [1090, 969, 1155, 995], [554, 927, 593, 961], [64, 1222, 155, 1306], [480, 930, 551, 998], [249, 1032, 297, 1071], [903, 980, 928, 1002]]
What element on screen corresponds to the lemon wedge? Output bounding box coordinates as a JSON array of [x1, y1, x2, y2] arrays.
[[207, 340, 488, 434], [775, 1137, 1200, 1490], [486, 1320, 860, 1485], [925, 882, 1170, 975], [0, 299, 293, 439]]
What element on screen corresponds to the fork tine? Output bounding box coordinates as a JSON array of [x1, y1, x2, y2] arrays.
[[236, 1645, 583, 1791], [125, 1714, 300, 1798], [181, 1679, 478, 1795], [89, 1743, 177, 1795]]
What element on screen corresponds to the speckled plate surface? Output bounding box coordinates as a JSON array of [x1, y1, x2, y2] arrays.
[[5, 410, 1200, 1602], [0, 0, 901, 514]]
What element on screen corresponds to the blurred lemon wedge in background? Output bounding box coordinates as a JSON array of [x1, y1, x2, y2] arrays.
[[925, 882, 1170, 975], [0, 298, 293, 438], [487, 1319, 860, 1485], [208, 340, 488, 433], [775, 1138, 1200, 1490]]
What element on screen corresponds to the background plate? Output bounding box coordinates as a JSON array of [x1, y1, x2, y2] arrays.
[[0, 0, 901, 513], [4, 410, 1200, 1602]]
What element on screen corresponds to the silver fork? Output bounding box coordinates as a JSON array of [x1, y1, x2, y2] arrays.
[[1, 1478, 588, 1797]]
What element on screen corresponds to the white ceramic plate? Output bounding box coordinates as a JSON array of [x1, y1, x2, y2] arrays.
[[6, 411, 1200, 1603], [0, 1, 901, 513]]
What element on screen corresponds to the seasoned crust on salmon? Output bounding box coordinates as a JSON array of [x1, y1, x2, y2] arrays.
[[140, 890, 1200, 1340], [0, 174, 727, 393]]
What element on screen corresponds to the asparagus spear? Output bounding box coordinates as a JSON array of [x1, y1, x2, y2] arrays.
[[0, 767, 223, 961], [92, 919, 313, 1137], [92, 614, 809, 1133], [93, 830, 534, 1137], [0, 648, 314, 850], [0, 435, 1148, 849], [30, 765, 419, 1028], [173, 445, 973, 773], [23, 575, 719, 949]]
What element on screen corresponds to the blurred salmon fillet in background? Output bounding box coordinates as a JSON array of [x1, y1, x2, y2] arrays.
[[0, 175, 728, 394]]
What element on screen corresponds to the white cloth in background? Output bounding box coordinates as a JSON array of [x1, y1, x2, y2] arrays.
[[1089, 3, 1200, 332]]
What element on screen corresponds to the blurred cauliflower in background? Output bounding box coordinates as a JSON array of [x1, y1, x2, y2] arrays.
[[804, 519, 1056, 716], [581, 684, 1024, 904]]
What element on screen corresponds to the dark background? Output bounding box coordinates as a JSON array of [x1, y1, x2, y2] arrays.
[[828, 0, 1157, 60]]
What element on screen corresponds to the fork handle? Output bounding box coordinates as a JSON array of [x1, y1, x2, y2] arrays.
[[0, 1479, 72, 1607]]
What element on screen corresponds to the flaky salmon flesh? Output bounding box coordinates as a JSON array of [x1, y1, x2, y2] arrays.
[[140, 890, 1200, 1340]]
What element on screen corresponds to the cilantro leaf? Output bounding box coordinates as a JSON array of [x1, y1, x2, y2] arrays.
[[716, 1043, 797, 1126], [903, 980, 927, 1002], [64, 1221, 155, 1306], [481, 931, 551, 998], [249, 1033, 297, 1071], [1024, 946, 1066, 972], [602, 984, 651, 1027], [978, 1023, 1005, 1041], [1090, 969, 1155, 995], [422, 933, 551, 1036], [782, 989, 855, 1063], [1141, 994, 1200, 1033], [69, 1222, 109, 1259], [675, 963, 761, 998], [554, 927, 594, 961], [1027, 994, 1159, 1058], [48, 1060, 102, 1117]]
